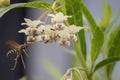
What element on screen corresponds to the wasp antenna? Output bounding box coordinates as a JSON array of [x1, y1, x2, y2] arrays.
[[20, 55, 26, 69]]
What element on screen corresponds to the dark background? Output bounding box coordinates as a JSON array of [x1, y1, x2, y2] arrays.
[[0, 0, 28, 80]]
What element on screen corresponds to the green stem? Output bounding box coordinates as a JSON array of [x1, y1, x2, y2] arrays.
[[73, 41, 95, 80], [90, 61, 95, 76], [73, 68, 84, 80], [88, 77, 93, 80], [73, 42, 89, 78], [73, 42, 86, 68], [105, 67, 111, 80], [37, 9, 50, 20], [88, 72, 93, 80]]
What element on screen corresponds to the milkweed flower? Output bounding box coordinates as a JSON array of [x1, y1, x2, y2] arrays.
[[40, 35, 50, 42], [19, 18, 43, 36], [18, 29, 27, 34], [48, 12, 72, 23], [66, 25, 84, 34], [27, 36, 37, 43], [18, 27, 38, 35], [19, 12, 85, 46], [54, 23, 66, 30], [58, 39, 71, 46], [67, 34, 77, 42], [37, 25, 45, 34], [21, 18, 43, 27], [59, 31, 69, 40]]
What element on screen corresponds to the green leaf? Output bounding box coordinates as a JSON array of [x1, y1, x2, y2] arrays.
[[59, 0, 66, 13], [100, 2, 112, 30], [101, 0, 106, 15], [104, 4, 112, 26], [80, 1, 104, 62], [94, 57, 120, 72], [19, 76, 27, 80], [0, 1, 51, 17], [105, 9, 120, 34], [61, 0, 86, 60], [107, 26, 120, 56], [106, 25, 120, 77]]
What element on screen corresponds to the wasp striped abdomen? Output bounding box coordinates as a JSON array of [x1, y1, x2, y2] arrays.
[[7, 49, 18, 56]]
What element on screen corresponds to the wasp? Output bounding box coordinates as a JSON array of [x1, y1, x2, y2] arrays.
[[6, 40, 29, 70]]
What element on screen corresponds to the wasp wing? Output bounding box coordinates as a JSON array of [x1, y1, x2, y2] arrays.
[[6, 40, 21, 49]]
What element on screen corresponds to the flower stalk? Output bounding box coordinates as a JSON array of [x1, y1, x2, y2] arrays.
[[73, 42, 91, 80]]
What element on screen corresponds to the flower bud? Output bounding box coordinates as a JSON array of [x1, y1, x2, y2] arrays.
[[0, 0, 10, 8]]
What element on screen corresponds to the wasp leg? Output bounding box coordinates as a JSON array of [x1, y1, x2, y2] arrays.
[[20, 54, 26, 69], [20, 55, 26, 69], [11, 52, 20, 70], [22, 49, 29, 57]]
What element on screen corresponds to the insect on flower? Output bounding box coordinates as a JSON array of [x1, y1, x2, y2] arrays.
[[6, 40, 29, 70]]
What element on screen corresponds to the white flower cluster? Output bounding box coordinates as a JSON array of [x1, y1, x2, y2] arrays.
[[19, 12, 84, 46]]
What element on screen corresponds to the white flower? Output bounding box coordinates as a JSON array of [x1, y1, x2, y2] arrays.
[[18, 29, 27, 34], [58, 39, 70, 46], [59, 31, 70, 40], [66, 25, 84, 34], [48, 35, 58, 43], [54, 23, 66, 30], [42, 26, 59, 43], [21, 18, 42, 27], [40, 35, 50, 42], [27, 36, 37, 43], [26, 27, 38, 35], [48, 12, 71, 23], [36, 35, 42, 41], [18, 16, 85, 46], [37, 25, 45, 34], [19, 27, 38, 35], [67, 34, 77, 42], [43, 25, 56, 34]]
